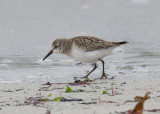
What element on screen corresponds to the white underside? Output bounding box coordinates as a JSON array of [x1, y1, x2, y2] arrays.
[[68, 44, 116, 63]]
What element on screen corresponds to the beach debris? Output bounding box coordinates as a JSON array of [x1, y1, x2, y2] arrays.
[[65, 86, 73, 93], [103, 90, 107, 94], [24, 95, 83, 105], [122, 91, 151, 114], [74, 80, 82, 83], [76, 89, 85, 92], [40, 94, 61, 101], [43, 80, 90, 86], [60, 97, 82, 102], [47, 94, 52, 97], [53, 97, 61, 101], [38, 96, 82, 102], [39, 86, 52, 91], [134, 96, 144, 102], [40, 98, 51, 101], [111, 83, 114, 96], [24, 97, 46, 105], [65, 86, 85, 93], [2, 88, 24, 92], [80, 102, 97, 105], [125, 93, 148, 103], [68, 80, 90, 86], [45, 109, 51, 114], [43, 82, 52, 85], [98, 97, 103, 104], [106, 101, 117, 103], [15, 89, 24, 91], [132, 91, 151, 114], [144, 109, 160, 112], [39, 86, 64, 91], [24, 93, 59, 105], [84, 78, 91, 82], [124, 100, 132, 103]]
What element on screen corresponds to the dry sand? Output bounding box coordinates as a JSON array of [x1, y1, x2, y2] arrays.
[[0, 78, 160, 114]]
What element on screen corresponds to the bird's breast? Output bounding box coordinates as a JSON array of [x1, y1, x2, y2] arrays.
[[68, 44, 116, 63]]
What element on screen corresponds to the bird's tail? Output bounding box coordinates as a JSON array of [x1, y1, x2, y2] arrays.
[[114, 41, 129, 45]]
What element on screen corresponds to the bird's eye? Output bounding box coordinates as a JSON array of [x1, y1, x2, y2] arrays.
[[55, 45, 58, 48]]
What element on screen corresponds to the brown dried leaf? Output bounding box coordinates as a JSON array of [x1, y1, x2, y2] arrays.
[[143, 91, 151, 100], [132, 91, 151, 114], [134, 96, 143, 101], [124, 100, 132, 103]]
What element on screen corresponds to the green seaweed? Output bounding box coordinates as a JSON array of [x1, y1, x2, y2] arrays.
[[53, 97, 61, 101], [103, 91, 107, 94], [47, 94, 52, 97], [65, 86, 73, 93]]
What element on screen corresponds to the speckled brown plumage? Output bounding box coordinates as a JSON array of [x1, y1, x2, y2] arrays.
[[72, 36, 127, 52], [73, 36, 106, 51]]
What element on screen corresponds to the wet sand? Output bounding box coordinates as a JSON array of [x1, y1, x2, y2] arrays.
[[0, 0, 160, 83]]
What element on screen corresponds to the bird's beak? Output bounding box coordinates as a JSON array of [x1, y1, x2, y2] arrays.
[[43, 50, 53, 61]]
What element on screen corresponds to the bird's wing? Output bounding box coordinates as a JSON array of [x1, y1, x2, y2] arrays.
[[73, 36, 115, 52]]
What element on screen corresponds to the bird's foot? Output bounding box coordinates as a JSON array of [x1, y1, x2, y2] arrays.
[[92, 73, 108, 81], [100, 73, 107, 79]]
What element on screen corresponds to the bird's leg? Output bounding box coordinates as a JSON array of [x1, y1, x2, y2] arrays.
[[99, 59, 107, 79], [82, 63, 97, 78]]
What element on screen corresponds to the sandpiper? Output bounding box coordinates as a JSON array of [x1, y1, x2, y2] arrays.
[[43, 36, 128, 79]]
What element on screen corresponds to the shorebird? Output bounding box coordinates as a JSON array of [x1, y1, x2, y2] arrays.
[[43, 36, 128, 79]]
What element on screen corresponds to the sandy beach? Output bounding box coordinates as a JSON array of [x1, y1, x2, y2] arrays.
[[0, 78, 160, 114], [1, 0, 160, 113]]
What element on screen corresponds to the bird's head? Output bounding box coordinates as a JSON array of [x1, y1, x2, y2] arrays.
[[43, 39, 66, 61]]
